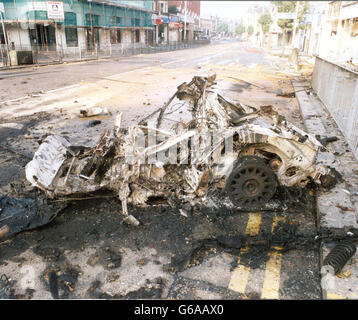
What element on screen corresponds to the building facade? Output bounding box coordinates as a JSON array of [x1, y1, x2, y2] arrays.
[[318, 1, 358, 62], [199, 17, 214, 39], [243, 3, 270, 45], [0, 0, 154, 53], [151, 0, 184, 44], [294, 1, 328, 55], [168, 0, 201, 41]]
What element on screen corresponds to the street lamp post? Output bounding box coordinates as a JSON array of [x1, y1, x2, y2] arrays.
[[167, 13, 169, 45], [184, 0, 187, 41], [0, 8, 10, 66], [291, 1, 300, 48], [88, 0, 94, 50]]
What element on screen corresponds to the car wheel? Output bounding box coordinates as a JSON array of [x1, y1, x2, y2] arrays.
[[226, 156, 277, 210]]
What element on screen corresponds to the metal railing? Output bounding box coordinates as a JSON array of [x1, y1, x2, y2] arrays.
[[0, 40, 211, 67], [312, 56, 358, 160]]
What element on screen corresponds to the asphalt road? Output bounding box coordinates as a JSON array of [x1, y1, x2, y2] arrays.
[[0, 41, 270, 102], [0, 42, 322, 299]]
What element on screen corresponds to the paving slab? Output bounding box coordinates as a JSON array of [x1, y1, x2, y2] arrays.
[[294, 79, 358, 299], [293, 80, 358, 235], [321, 244, 358, 299]]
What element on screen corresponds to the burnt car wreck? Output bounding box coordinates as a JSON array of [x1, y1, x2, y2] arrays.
[[25, 75, 338, 226]]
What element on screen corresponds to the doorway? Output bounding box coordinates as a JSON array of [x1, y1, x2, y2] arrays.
[[85, 28, 100, 50], [29, 24, 56, 50]]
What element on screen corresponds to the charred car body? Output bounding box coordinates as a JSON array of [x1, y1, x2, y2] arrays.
[[25, 75, 338, 225]]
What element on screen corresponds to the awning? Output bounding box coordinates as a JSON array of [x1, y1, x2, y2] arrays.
[[160, 16, 168, 24], [169, 22, 184, 29], [152, 16, 169, 25]]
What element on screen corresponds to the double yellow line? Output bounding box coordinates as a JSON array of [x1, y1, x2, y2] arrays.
[[228, 213, 284, 299]]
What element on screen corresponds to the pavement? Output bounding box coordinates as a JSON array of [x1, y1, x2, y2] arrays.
[[293, 79, 358, 299], [0, 41, 356, 300]]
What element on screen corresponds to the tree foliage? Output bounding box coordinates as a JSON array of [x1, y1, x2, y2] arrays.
[[235, 24, 245, 35], [217, 21, 228, 33], [272, 1, 309, 31], [258, 13, 273, 33], [247, 25, 254, 35]]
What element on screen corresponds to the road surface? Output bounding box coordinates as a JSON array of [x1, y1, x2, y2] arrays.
[[0, 41, 322, 299]]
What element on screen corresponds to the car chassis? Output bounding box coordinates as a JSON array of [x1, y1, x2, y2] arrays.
[[25, 75, 337, 225]]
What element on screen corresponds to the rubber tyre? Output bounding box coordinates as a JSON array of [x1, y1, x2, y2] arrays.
[[226, 155, 277, 210]]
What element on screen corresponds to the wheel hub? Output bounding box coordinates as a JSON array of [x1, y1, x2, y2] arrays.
[[226, 156, 277, 209], [242, 179, 259, 195]]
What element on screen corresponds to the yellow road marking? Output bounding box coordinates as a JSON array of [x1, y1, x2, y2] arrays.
[[229, 213, 262, 293], [261, 215, 285, 299], [261, 246, 282, 299], [326, 292, 346, 300], [245, 212, 262, 236], [228, 248, 250, 293], [271, 215, 284, 233]]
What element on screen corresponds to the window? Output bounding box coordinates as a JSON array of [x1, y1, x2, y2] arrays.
[[131, 18, 140, 27], [65, 12, 77, 26], [110, 16, 116, 26], [35, 10, 47, 20], [135, 30, 140, 42], [85, 14, 99, 26], [110, 16, 122, 26], [0, 27, 7, 44], [65, 28, 78, 47]]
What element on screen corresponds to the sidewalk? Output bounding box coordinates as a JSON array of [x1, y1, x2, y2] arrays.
[[0, 56, 111, 71], [0, 40, 212, 72], [294, 79, 358, 299]]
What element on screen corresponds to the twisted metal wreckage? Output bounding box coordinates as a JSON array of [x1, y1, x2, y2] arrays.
[[25, 75, 338, 226]]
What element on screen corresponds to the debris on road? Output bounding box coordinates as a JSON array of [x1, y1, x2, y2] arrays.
[[320, 265, 336, 291], [337, 270, 352, 279], [86, 120, 102, 128], [49, 271, 59, 299], [276, 89, 296, 98], [46, 269, 78, 299], [0, 274, 12, 299], [25, 75, 339, 225], [0, 194, 65, 242], [0, 123, 24, 130], [315, 135, 339, 147], [336, 204, 355, 212], [227, 76, 265, 89], [79, 107, 111, 118], [0, 225, 10, 240], [276, 87, 312, 98], [179, 209, 188, 218], [323, 241, 357, 275]]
